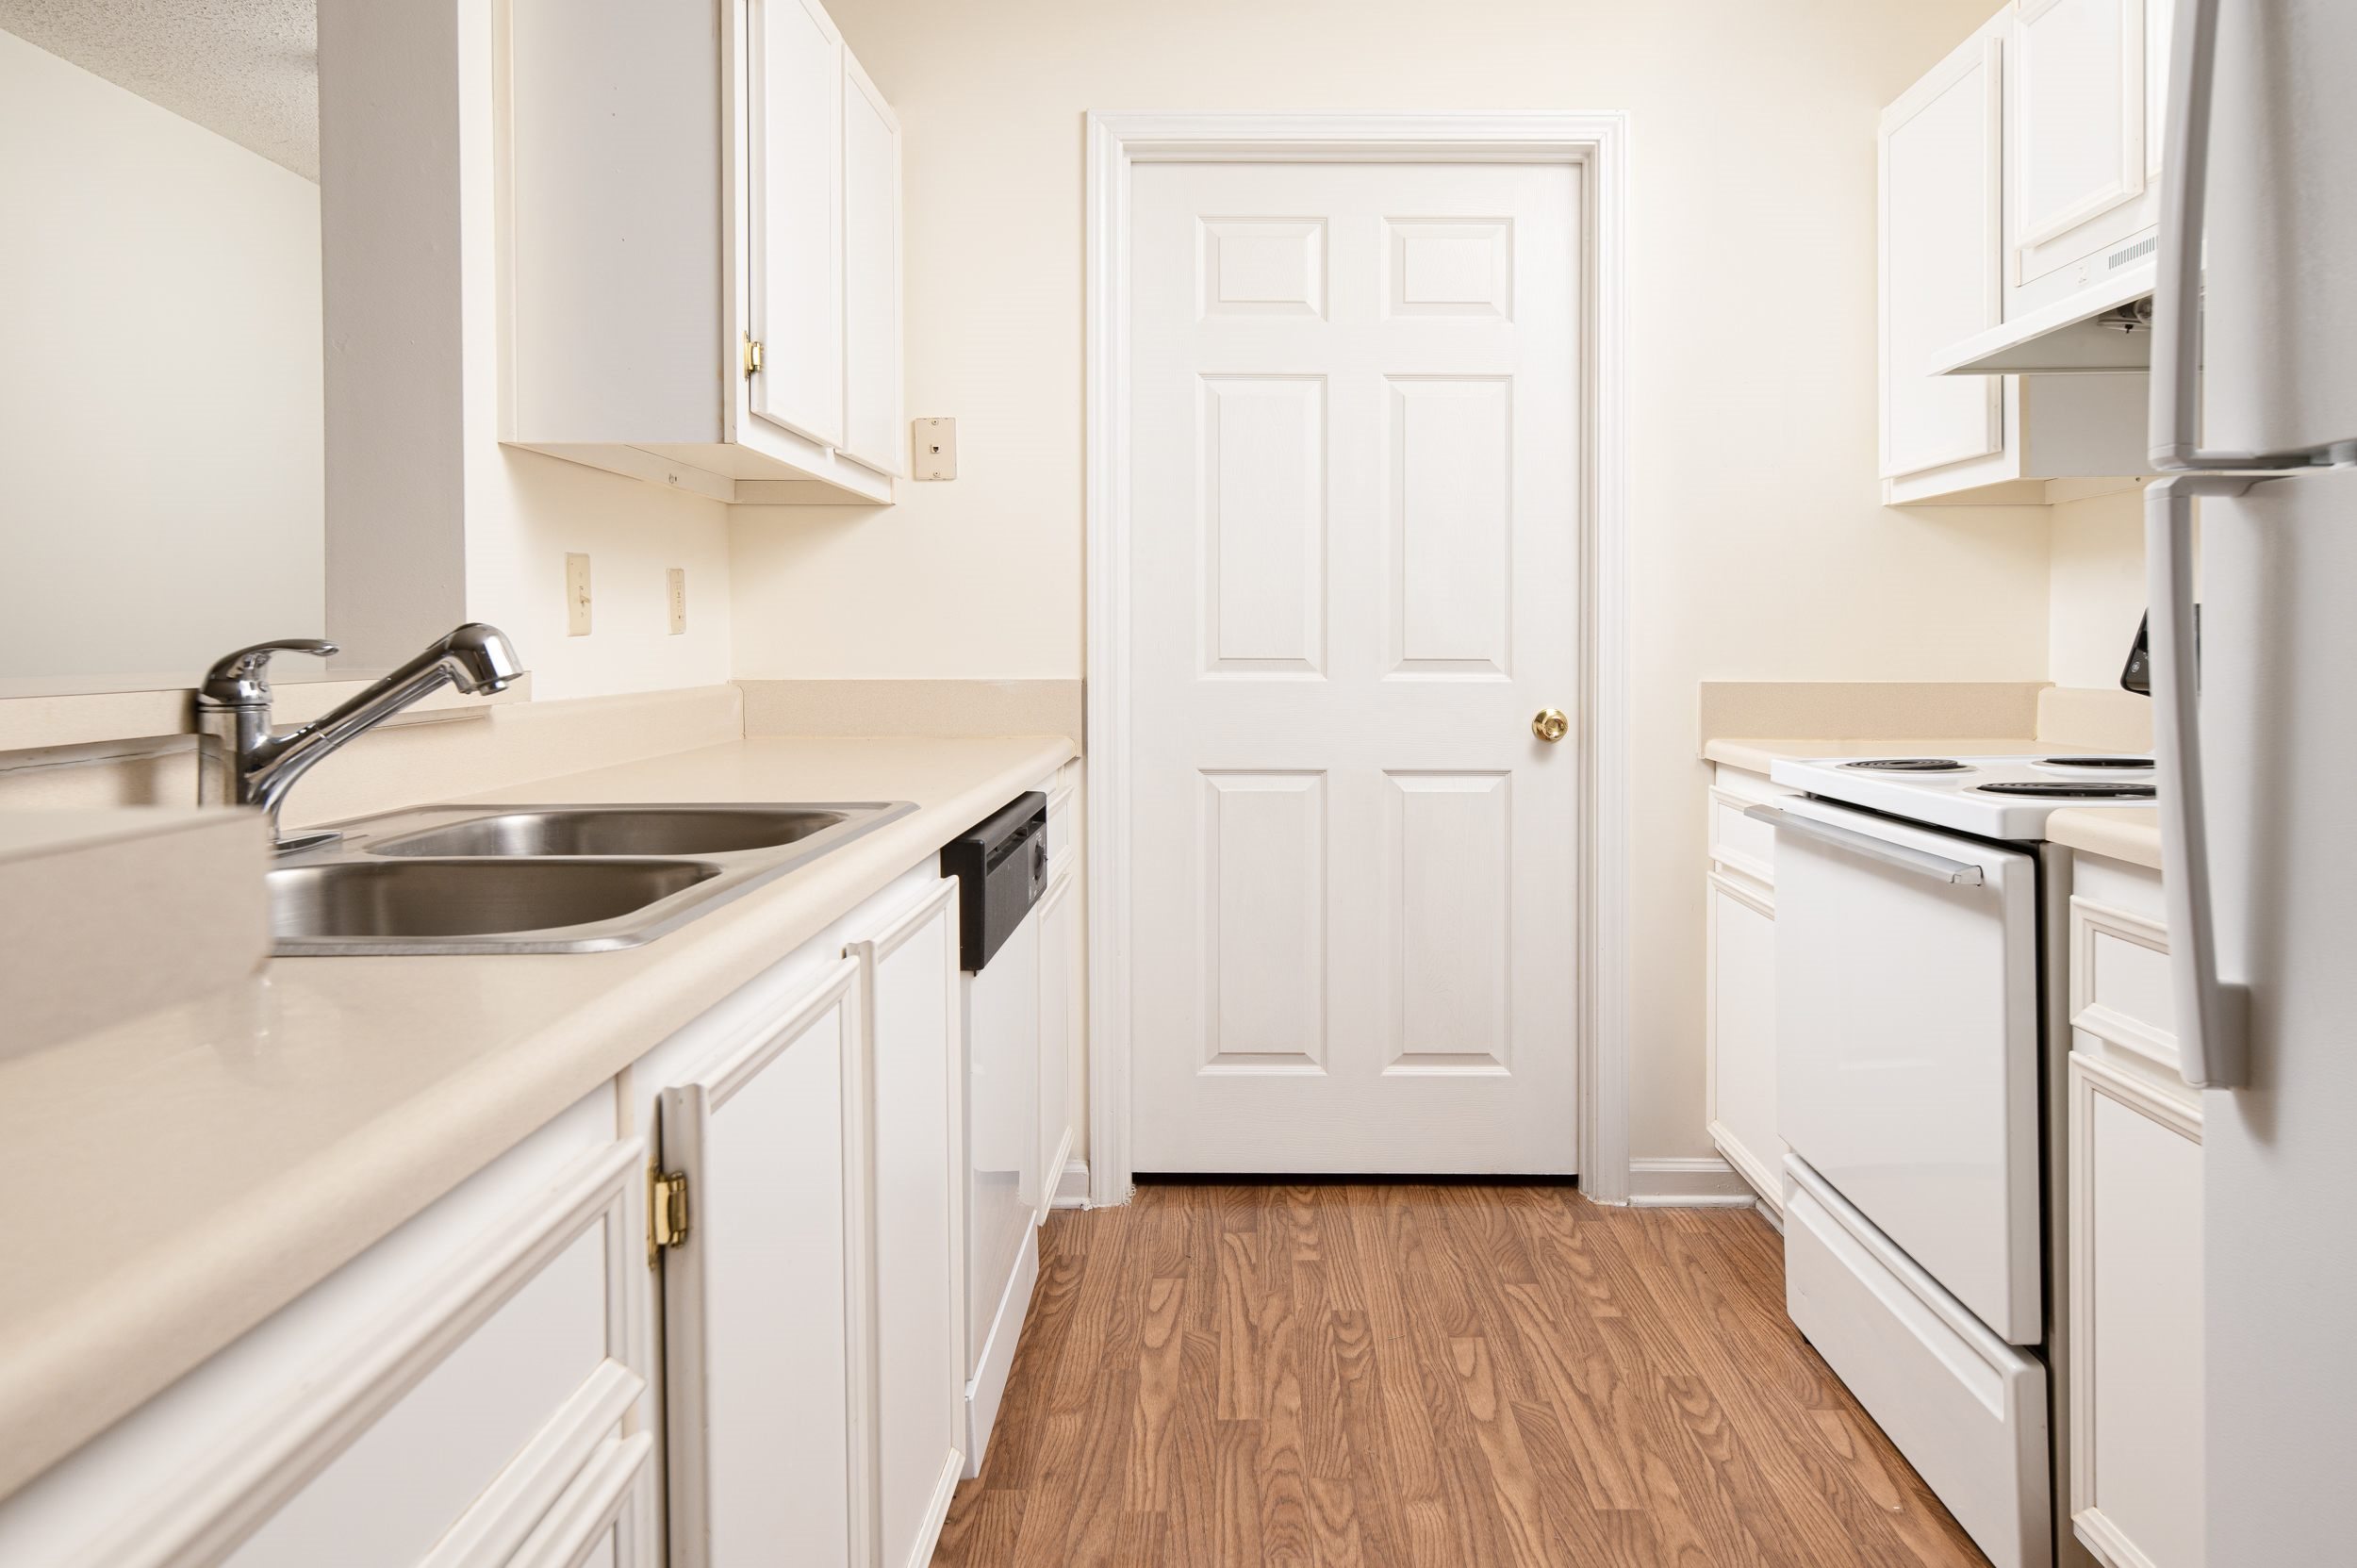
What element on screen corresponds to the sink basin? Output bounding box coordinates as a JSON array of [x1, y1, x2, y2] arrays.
[[270, 860, 717, 950], [266, 799, 917, 955], [369, 806, 849, 858]]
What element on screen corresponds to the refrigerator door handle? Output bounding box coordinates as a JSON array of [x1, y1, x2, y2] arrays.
[[2146, 476, 2254, 1088]]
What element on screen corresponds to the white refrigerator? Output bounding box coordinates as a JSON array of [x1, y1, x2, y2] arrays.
[[2145, 1, 2357, 1562]]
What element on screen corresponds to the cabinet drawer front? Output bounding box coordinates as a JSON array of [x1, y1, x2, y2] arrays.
[[224, 1225, 613, 1568], [2069, 895, 2178, 1072], [1044, 777, 1078, 869], [48, 1136, 651, 1568], [1707, 787, 1779, 884], [228, 1147, 645, 1568], [1784, 1159, 2050, 1568]]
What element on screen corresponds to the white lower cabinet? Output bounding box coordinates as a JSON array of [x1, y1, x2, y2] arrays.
[[0, 1093, 655, 1568], [0, 826, 1078, 1568], [2065, 858, 2201, 1568], [852, 883, 967, 1568], [1704, 765, 1792, 1217], [657, 958, 871, 1568]]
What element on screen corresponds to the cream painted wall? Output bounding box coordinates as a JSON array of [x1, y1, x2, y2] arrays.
[[2049, 488, 2149, 691], [729, 0, 2053, 1162], [0, 28, 324, 698]]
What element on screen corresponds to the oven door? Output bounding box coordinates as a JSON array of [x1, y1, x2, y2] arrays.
[[1768, 797, 2043, 1344]]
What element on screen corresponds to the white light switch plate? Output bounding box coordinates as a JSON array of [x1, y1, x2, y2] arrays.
[[913, 417, 956, 480], [667, 568, 687, 635], [565, 553, 592, 635]]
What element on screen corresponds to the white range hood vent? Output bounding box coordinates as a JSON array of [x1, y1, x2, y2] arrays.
[[1935, 256, 2157, 375]]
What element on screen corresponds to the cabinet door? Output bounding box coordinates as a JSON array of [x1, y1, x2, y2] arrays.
[[2069, 1054, 2203, 1568], [745, 0, 845, 448], [2011, 0, 2148, 286], [1880, 18, 2005, 480], [662, 958, 872, 1568], [1036, 866, 1079, 1222], [852, 884, 965, 1568], [1705, 868, 1782, 1214], [840, 51, 902, 477]]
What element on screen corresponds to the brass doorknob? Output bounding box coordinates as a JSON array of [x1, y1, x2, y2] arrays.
[[1532, 708, 1570, 743]]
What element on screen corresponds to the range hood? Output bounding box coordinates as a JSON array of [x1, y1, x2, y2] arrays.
[[1934, 257, 2155, 375]]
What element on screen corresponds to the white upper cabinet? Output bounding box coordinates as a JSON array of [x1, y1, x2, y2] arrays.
[[503, 0, 901, 505], [2007, 0, 2158, 310], [841, 53, 905, 477], [1879, 2, 2151, 503], [746, 0, 846, 452], [1880, 13, 2007, 486]]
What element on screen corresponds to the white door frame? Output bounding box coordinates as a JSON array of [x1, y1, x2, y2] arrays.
[[1083, 110, 1632, 1206]]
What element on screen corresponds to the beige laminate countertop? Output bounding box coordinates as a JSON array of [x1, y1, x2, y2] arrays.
[[2045, 806, 2164, 870], [0, 734, 1074, 1499]]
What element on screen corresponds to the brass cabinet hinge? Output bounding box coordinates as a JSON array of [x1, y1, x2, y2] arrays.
[[649, 1166, 691, 1263], [742, 336, 765, 377]]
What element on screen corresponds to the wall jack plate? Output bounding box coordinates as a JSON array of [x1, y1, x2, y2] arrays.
[[566, 553, 592, 635], [913, 417, 956, 480]]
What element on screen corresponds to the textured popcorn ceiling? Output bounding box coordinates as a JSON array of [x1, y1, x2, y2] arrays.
[[0, 0, 317, 179]]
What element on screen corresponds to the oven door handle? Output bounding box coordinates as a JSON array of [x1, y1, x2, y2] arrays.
[[1744, 805, 1987, 887]]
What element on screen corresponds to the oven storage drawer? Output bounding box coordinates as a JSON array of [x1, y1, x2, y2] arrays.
[[1785, 1157, 2052, 1568]]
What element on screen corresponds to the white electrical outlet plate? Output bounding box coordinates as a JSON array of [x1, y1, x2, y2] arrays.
[[667, 568, 687, 635], [565, 553, 592, 636], [913, 417, 956, 480]]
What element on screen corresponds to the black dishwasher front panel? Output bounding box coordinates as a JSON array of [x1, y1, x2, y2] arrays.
[[939, 791, 1047, 972]]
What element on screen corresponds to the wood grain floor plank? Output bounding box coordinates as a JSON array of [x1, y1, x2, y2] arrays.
[[932, 1186, 1991, 1568]]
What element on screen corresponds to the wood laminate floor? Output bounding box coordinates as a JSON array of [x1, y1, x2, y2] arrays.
[[931, 1181, 1989, 1568]]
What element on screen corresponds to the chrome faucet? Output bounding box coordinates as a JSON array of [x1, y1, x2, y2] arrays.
[[196, 624, 525, 850]]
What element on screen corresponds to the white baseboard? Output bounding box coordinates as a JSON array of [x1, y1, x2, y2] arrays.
[[1626, 1155, 1759, 1208], [1051, 1158, 1090, 1210], [1706, 1122, 1787, 1223], [907, 1448, 963, 1568]]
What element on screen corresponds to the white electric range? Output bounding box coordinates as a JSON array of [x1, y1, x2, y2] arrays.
[[1767, 752, 2156, 838], [1750, 751, 2155, 1568]]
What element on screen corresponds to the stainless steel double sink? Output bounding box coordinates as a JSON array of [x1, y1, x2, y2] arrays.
[[267, 802, 915, 955]]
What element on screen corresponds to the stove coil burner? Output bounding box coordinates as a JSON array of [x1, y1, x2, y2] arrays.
[[2037, 755, 2153, 769], [1841, 758, 1968, 772], [1976, 781, 2157, 799]]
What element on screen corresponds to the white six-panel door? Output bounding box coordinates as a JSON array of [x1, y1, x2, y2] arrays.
[[1126, 159, 1582, 1174]]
